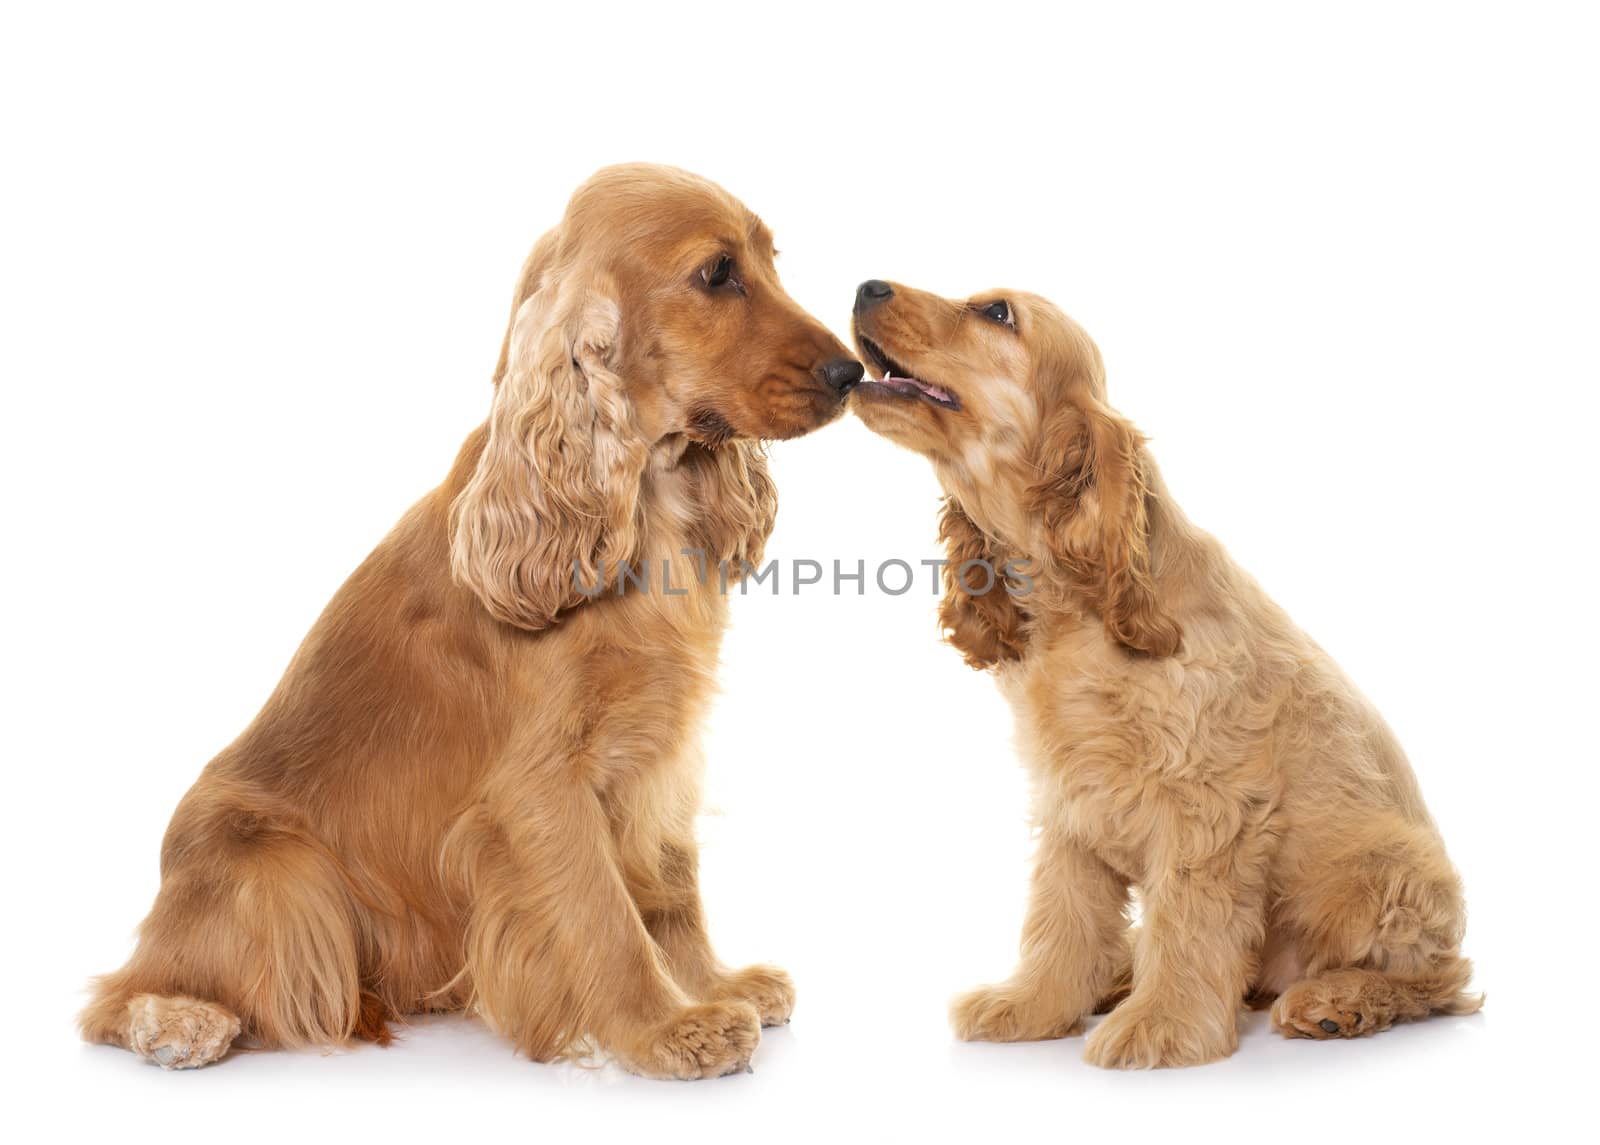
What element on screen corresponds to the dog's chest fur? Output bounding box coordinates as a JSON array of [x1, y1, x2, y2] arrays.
[[506, 457, 744, 791]]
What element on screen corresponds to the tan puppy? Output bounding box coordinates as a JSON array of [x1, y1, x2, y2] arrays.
[[79, 165, 863, 1078], [849, 279, 1479, 1068]]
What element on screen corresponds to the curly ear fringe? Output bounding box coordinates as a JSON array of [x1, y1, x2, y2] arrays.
[[687, 440, 778, 580], [937, 497, 1028, 670], [449, 279, 647, 630], [1032, 401, 1182, 658]]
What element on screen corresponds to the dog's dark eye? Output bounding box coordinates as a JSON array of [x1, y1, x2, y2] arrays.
[[702, 255, 734, 289], [978, 300, 1014, 327]]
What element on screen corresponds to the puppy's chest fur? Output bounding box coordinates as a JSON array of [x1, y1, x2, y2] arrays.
[[999, 636, 1287, 882]]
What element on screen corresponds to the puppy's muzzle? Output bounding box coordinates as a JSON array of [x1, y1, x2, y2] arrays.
[[854, 279, 894, 314]]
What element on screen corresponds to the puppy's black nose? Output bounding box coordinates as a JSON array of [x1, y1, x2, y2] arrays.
[[819, 357, 864, 393], [855, 279, 894, 313]]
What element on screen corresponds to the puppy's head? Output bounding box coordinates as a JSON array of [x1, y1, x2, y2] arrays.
[[452, 165, 858, 629], [851, 281, 1180, 657]]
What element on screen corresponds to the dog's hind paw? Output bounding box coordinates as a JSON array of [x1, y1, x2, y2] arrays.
[[127, 994, 241, 1070]]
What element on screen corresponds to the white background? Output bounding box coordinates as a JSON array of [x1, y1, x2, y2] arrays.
[[4, 1, 1596, 1140]]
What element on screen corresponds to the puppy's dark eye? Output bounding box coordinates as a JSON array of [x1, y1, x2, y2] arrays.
[[978, 300, 1014, 327], [702, 255, 734, 289]]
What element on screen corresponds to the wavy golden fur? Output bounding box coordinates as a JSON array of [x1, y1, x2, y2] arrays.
[[79, 164, 861, 1078], [851, 281, 1479, 1068]]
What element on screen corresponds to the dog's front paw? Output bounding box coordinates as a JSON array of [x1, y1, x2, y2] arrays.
[[711, 964, 795, 1027], [620, 1000, 761, 1080], [951, 983, 1083, 1042], [1083, 1000, 1236, 1069]]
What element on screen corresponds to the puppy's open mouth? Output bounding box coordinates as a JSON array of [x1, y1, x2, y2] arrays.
[[856, 336, 961, 411]]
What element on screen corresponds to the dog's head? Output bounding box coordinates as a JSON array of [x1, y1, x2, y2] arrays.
[[493, 165, 863, 444], [452, 165, 860, 629], [851, 280, 1180, 658]]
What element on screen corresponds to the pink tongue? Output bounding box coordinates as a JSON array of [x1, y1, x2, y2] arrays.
[[881, 370, 952, 403]]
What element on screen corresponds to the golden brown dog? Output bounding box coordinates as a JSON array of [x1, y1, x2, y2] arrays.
[[850, 279, 1479, 1068], [79, 165, 863, 1078]]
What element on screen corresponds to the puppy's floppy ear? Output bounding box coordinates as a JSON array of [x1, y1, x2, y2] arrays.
[[1032, 398, 1182, 657], [449, 270, 647, 629], [937, 496, 1027, 670]]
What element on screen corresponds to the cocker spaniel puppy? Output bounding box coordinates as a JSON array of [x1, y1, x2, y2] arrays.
[[79, 165, 863, 1079], [850, 279, 1479, 1068]]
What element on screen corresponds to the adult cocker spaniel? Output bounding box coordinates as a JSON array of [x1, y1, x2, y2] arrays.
[[79, 165, 863, 1079], [850, 279, 1479, 1068]]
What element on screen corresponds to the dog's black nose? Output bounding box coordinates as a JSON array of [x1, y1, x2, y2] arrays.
[[855, 279, 894, 313], [819, 357, 864, 393]]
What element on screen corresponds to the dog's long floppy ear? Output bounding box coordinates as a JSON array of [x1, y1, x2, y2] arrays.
[[937, 497, 1028, 670], [449, 269, 647, 629], [690, 440, 778, 577], [490, 231, 558, 387], [1031, 397, 1182, 657]]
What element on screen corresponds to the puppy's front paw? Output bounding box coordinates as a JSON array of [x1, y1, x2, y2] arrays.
[[951, 983, 1083, 1042], [1083, 1000, 1236, 1069], [621, 1000, 761, 1080], [712, 964, 795, 1027]]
